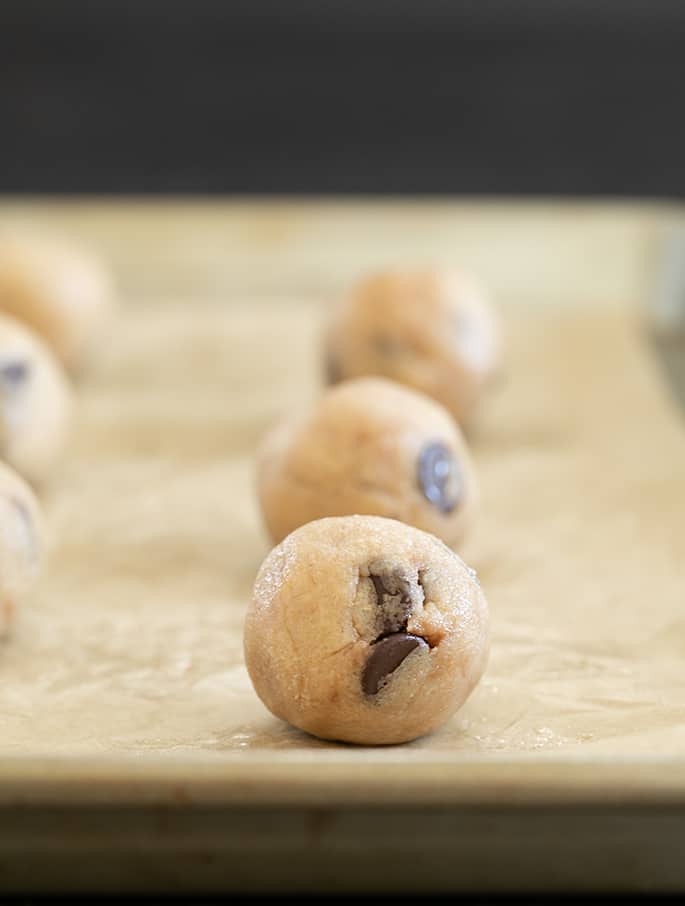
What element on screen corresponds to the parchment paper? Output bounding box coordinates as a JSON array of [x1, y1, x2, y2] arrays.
[[1, 298, 684, 758]]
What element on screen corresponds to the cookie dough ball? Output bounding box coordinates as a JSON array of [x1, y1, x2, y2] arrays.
[[245, 515, 489, 745], [257, 377, 478, 549], [0, 231, 115, 372], [0, 461, 45, 636], [325, 268, 500, 424], [0, 314, 72, 485]]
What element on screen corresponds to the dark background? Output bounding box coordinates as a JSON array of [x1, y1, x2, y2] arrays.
[[2, 0, 685, 196]]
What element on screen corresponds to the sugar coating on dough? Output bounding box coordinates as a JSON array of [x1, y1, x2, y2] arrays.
[[0, 314, 72, 485], [324, 268, 500, 424], [0, 231, 115, 372], [257, 377, 479, 549], [0, 461, 45, 636], [244, 515, 490, 745]]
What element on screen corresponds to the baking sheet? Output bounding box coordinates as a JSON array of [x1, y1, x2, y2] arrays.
[[1, 294, 684, 763]]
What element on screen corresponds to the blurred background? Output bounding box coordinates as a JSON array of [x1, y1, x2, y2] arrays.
[[2, 0, 685, 196]]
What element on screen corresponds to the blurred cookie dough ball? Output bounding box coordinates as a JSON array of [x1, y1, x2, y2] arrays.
[[244, 515, 489, 745], [257, 377, 478, 549], [0, 231, 115, 372], [325, 268, 500, 424], [0, 314, 72, 485], [0, 461, 45, 636]]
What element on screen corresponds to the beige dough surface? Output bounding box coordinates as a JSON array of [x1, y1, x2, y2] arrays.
[[0, 314, 72, 486], [257, 377, 478, 548], [0, 295, 683, 760], [245, 515, 489, 744], [0, 461, 44, 636], [0, 231, 115, 372]]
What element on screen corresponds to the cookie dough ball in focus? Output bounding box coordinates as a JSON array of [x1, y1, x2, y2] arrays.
[[0, 461, 45, 636], [325, 269, 500, 424], [0, 314, 72, 485], [245, 515, 489, 745], [0, 231, 115, 372], [257, 377, 478, 549]]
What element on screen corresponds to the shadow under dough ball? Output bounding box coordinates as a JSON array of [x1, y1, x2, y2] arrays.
[[244, 515, 490, 745], [0, 314, 72, 486], [0, 461, 45, 636], [257, 377, 479, 549], [0, 231, 115, 373], [324, 268, 500, 425]]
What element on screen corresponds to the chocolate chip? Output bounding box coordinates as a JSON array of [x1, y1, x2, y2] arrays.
[[0, 360, 30, 386], [370, 569, 413, 635], [324, 351, 342, 385], [417, 441, 461, 514], [362, 632, 428, 695], [374, 334, 397, 355]]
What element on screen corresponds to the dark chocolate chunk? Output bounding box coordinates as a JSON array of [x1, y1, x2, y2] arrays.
[[362, 632, 428, 696], [417, 441, 461, 514], [373, 334, 399, 355], [370, 569, 413, 635], [0, 360, 30, 387], [324, 351, 342, 385]]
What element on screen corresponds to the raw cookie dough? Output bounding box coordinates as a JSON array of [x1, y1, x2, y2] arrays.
[[0, 461, 45, 637], [244, 515, 489, 745], [0, 314, 72, 485], [0, 231, 115, 372], [324, 268, 500, 424], [257, 377, 478, 549]]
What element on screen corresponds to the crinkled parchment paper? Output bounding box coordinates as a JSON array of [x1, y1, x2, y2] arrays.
[[1, 298, 684, 759]]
